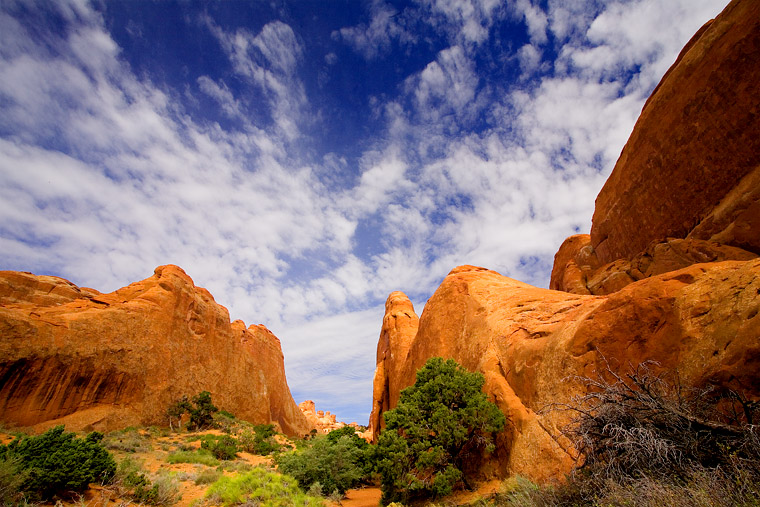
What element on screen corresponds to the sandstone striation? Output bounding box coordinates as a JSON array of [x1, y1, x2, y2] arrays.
[[0, 265, 311, 436]]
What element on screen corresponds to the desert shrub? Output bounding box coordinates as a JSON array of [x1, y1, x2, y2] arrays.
[[220, 460, 254, 473], [204, 466, 323, 506], [166, 449, 220, 467], [239, 423, 281, 455], [502, 358, 760, 506], [113, 456, 151, 489], [167, 391, 219, 431], [375, 357, 506, 505], [166, 396, 192, 432], [195, 468, 223, 485], [276, 434, 367, 496], [0, 455, 29, 504], [214, 411, 238, 434], [559, 360, 760, 481], [132, 471, 181, 506], [189, 391, 219, 430], [0, 425, 116, 500], [200, 434, 238, 460], [103, 427, 152, 453], [326, 426, 373, 475]]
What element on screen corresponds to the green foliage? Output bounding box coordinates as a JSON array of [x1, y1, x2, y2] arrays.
[[0, 427, 115, 501], [276, 434, 368, 496], [375, 357, 506, 505], [0, 426, 116, 500], [166, 396, 193, 431], [0, 455, 29, 505], [194, 468, 223, 485], [326, 426, 373, 475], [132, 471, 181, 506], [167, 391, 219, 431], [166, 449, 220, 467], [199, 434, 238, 460], [190, 391, 219, 430], [204, 466, 323, 506], [114, 456, 151, 489], [239, 423, 281, 455]]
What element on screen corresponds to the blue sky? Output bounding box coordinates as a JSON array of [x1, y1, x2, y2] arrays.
[[0, 0, 729, 424]]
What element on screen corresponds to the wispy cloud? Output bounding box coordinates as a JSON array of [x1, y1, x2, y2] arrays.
[[0, 0, 730, 423]]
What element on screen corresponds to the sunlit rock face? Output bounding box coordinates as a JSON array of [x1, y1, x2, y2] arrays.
[[371, 0, 760, 483], [552, 0, 760, 295], [368, 291, 419, 438], [373, 261, 760, 481], [0, 265, 310, 436], [298, 400, 365, 435]]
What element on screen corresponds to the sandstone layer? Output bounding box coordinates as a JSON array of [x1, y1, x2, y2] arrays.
[[0, 265, 311, 436], [372, 262, 760, 481]]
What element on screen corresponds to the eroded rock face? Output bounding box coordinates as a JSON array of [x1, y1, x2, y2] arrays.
[[373, 262, 760, 482], [590, 0, 760, 264], [0, 265, 310, 436], [298, 400, 364, 435], [552, 0, 760, 295], [551, 234, 757, 295], [368, 291, 419, 438], [372, 0, 760, 486]]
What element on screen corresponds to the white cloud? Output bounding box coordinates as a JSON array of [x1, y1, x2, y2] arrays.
[[419, 0, 503, 45], [0, 0, 732, 424], [412, 46, 479, 121], [205, 18, 306, 140], [336, 0, 411, 59]]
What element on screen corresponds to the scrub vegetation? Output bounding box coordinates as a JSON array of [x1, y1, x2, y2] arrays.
[[1, 361, 756, 506]]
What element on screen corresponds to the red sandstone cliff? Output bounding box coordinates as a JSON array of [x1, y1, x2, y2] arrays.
[[371, 0, 760, 482], [552, 0, 760, 295], [372, 262, 760, 480], [0, 265, 311, 436]]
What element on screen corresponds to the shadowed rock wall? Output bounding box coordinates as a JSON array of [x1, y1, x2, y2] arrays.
[[0, 265, 311, 436]]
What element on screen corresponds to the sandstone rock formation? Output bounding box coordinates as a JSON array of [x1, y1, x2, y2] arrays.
[[371, 0, 760, 483], [373, 261, 760, 481], [298, 400, 364, 435], [0, 265, 311, 436], [368, 291, 419, 437], [552, 0, 760, 295]]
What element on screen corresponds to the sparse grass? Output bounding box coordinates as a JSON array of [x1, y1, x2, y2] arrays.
[[166, 449, 221, 467], [203, 466, 324, 506], [132, 470, 182, 506], [103, 427, 153, 453], [194, 468, 223, 485], [219, 460, 253, 473]]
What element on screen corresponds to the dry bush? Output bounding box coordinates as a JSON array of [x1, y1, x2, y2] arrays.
[[556, 358, 759, 481]]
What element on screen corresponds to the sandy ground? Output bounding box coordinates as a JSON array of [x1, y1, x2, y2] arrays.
[[327, 487, 382, 507]]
